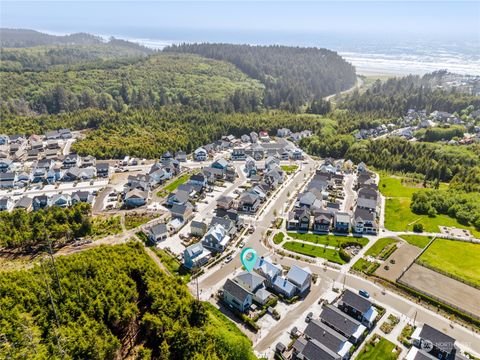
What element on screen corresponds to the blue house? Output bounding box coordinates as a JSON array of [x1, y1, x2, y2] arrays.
[[211, 157, 229, 171], [272, 277, 297, 298], [183, 242, 211, 270]]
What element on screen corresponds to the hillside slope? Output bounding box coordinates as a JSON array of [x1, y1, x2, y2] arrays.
[[0, 242, 257, 359], [165, 43, 357, 110]]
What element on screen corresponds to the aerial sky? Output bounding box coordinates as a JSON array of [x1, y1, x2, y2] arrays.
[[1, 1, 479, 41]]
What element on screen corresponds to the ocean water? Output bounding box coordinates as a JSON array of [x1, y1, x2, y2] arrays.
[[43, 28, 480, 76]]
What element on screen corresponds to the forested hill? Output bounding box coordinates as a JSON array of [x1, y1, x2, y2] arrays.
[[165, 43, 357, 111], [339, 72, 480, 117], [0, 29, 154, 71], [0, 243, 257, 359]]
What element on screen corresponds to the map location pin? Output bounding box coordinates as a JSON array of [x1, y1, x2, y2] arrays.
[[240, 247, 258, 272]]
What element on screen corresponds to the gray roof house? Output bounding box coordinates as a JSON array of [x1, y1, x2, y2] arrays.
[[183, 242, 211, 269], [286, 265, 312, 295], [14, 196, 33, 211], [124, 189, 148, 207], [338, 289, 378, 328], [148, 223, 168, 242], [254, 256, 282, 285], [190, 220, 208, 237], [411, 324, 457, 360], [170, 202, 194, 221], [293, 338, 341, 360], [0, 197, 14, 211], [319, 305, 367, 344], [222, 278, 253, 313], [304, 319, 353, 360]]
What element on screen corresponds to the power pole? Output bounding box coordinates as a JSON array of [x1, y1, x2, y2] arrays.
[[47, 236, 63, 298], [196, 276, 200, 301], [413, 310, 417, 327]]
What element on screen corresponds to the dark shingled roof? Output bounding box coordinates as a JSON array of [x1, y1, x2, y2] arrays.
[[419, 324, 456, 354], [304, 319, 348, 353], [223, 278, 251, 303], [341, 289, 372, 314], [302, 339, 341, 360], [320, 305, 362, 338]]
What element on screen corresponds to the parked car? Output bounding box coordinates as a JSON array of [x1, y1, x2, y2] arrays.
[[224, 255, 233, 264], [359, 289, 370, 298], [305, 312, 313, 323], [239, 241, 246, 248]]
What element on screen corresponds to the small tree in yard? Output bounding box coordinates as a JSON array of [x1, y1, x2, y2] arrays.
[[413, 223, 424, 233]]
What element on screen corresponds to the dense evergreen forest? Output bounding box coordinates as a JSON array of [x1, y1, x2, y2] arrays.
[[165, 43, 357, 111], [0, 243, 257, 359], [0, 28, 106, 47], [339, 72, 480, 117], [0, 203, 92, 251], [0, 53, 264, 115], [0, 108, 333, 158]]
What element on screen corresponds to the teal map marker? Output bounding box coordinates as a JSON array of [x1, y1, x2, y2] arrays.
[[240, 247, 258, 272]]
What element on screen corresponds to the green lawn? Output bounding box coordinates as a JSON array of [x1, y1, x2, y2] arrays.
[[164, 174, 191, 192], [283, 241, 346, 264], [281, 165, 298, 174], [356, 336, 399, 360], [352, 258, 379, 274], [287, 232, 368, 248], [151, 248, 191, 282], [365, 238, 398, 258], [379, 172, 448, 198], [399, 235, 432, 248], [124, 213, 158, 230], [90, 215, 122, 238], [418, 239, 480, 287], [384, 198, 480, 237], [273, 232, 285, 244]]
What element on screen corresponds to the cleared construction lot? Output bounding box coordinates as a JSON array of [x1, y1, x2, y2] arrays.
[[399, 263, 480, 318], [374, 242, 422, 282]]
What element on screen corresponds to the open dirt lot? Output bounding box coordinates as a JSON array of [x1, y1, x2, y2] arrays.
[[374, 242, 422, 281], [399, 263, 480, 318]]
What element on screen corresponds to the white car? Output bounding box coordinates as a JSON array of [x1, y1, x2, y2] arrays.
[[224, 255, 233, 264]]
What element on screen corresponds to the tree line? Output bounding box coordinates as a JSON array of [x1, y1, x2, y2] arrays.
[[165, 43, 356, 111], [0, 243, 256, 359]]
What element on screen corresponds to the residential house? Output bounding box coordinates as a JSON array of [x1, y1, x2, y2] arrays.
[[124, 189, 148, 207], [293, 338, 342, 360], [33, 195, 50, 210], [161, 151, 173, 162], [211, 157, 229, 171], [232, 148, 246, 160], [303, 320, 353, 360], [277, 128, 291, 137], [210, 216, 236, 237], [217, 195, 233, 210], [238, 191, 261, 213], [63, 167, 96, 182], [167, 190, 190, 207], [291, 149, 304, 160], [352, 208, 378, 235], [215, 208, 244, 229], [254, 256, 282, 286], [81, 155, 96, 168], [338, 289, 378, 328], [14, 196, 33, 211], [189, 173, 207, 187], [297, 191, 318, 209], [0, 172, 16, 188], [50, 194, 71, 207], [170, 202, 194, 222], [241, 134, 251, 143], [245, 156, 257, 177], [71, 191, 94, 204], [45, 130, 60, 140], [404, 347, 440, 360], [183, 242, 211, 270], [190, 220, 208, 237], [250, 131, 259, 143], [286, 265, 312, 295], [148, 223, 169, 242], [259, 131, 269, 142], [175, 150, 187, 162], [59, 128, 72, 139], [313, 210, 333, 233], [0, 135, 8, 145], [63, 154, 81, 169], [0, 197, 14, 211], [203, 167, 224, 182], [411, 324, 458, 360], [287, 207, 311, 231], [96, 163, 110, 178], [193, 147, 208, 161], [357, 162, 367, 173], [334, 212, 351, 233], [234, 271, 273, 305], [319, 305, 366, 344], [201, 224, 231, 252], [356, 197, 377, 213], [222, 278, 253, 313], [272, 276, 297, 298]]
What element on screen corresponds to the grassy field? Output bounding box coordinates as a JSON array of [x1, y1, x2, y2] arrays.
[[352, 258, 379, 274], [283, 241, 346, 264], [151, 247, 191, 282], [418, 239, 480, 287], [365, 238, 398, 258], [287, 232, 369, 247], [273, 232, 285, 244], [280, 165, 298, 174], [157, 173, 191, 197], [399, 235, 432, 248], [356, 335, 399, 360], [384, 198, 480, 237], [378, 172, 448, 198]]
